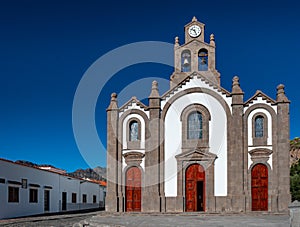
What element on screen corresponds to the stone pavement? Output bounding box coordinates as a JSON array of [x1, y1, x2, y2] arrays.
[[0, 211, 290, 227]]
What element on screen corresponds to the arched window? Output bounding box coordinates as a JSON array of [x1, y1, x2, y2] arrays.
[[181, 50, 191, 72], [198, 49, 208, 71], [188, 112, 203, 139], [129, 120, 139, 141], [255, 116, 264, 138]]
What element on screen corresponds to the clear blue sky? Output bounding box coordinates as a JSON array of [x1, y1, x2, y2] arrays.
[[0, 0, 299, 172]]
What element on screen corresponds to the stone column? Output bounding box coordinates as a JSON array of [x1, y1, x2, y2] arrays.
[[143, 81, 161, 212], [229, 76, 245, 211], [106, 93, 119, 212], [276, 84, 291, 212]]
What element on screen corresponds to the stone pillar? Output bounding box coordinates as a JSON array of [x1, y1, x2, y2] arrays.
[[229, 76, 245, 211], [276, 84, 291, 212], [143, 81, 161, 212], [106, 93, 119, 212]]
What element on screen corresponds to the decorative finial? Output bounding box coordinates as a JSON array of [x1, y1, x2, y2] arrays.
[[107, 92, 118, 110], [210, 34, 215, 46], [231, 76, 243, 94], [149, 80, 160, 98], [175, 36, 179, 46], [111, 92, 117, 100], [192, 16, 197, 22], [276, 84, 289, 103]]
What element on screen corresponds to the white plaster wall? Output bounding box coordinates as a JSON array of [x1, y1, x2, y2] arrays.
[[0, 160, 104, 219], [161, 75, 232, 112], [119, 102, 149, 118], [247, 108, 273, 146], [164, 92, 228, 197], [244, 97, 277, 114], [122, 114, 145, 150]]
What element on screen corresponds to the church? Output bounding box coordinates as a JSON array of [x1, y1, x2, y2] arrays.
[[106, 17, 291, 213]]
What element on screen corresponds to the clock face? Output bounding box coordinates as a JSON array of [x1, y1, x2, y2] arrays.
[[188, 25, 201, 38]]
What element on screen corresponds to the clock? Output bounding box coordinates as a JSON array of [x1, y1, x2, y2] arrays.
[[188, 25, 201, 38]]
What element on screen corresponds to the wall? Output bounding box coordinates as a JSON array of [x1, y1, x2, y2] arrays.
[[164, 92, 228, 197], [0, 160, 105, 219]]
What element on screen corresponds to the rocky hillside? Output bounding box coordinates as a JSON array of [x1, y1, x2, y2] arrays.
[[291, 137, 300, 166], [68, 167, 106, 181]]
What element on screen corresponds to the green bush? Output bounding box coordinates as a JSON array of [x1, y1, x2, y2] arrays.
[[291, 161, 300, 201]]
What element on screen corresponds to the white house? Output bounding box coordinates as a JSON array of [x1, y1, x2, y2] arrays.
[[0, 158, 106, 219]]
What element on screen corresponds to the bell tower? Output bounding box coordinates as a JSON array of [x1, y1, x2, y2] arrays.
[[170, 16, 220, 88]]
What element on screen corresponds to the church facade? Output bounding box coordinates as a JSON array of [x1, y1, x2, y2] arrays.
[[106, 17, 291, 213]]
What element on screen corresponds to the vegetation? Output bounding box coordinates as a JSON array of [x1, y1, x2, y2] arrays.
[[290, 137, 300, 201], [291, 137, 300, 150], [291, 161, 300, 201]]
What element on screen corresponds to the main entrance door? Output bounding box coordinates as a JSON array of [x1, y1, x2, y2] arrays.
[[185, 164, 205, 212], [126, 166, 141, 212], [251, 163, 268, 211]]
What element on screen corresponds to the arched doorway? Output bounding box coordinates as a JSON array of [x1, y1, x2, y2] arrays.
[[185, 163, 205, 212], [251, 163, 268, 211], [126, 166, 141, 212]]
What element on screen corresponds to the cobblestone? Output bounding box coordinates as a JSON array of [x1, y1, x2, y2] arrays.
[[0, 211, 290, 227]]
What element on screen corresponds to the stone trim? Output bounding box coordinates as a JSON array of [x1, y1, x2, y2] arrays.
[[175, 148, 216, 212], [243, 103, 277, 212], [252, 112, 268, 146], [162, 87, 231, 121], [244, 90, 276, 107], [249, 148, 273, 164], [180, 104, 211, 151], [118, 109, 150, 149], [126, 117, 142, 150], [247, 162, 272, 212], [123, 151, 145, 166], [121, 164, 145, 212]]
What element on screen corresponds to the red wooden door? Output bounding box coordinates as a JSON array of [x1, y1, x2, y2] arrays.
[[126, 167, 141, 212], [251, 164, 268, 211], [185, 164, 205, 212]]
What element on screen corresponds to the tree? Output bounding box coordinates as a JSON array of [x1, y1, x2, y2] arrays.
[[291, 160, 300, 201]]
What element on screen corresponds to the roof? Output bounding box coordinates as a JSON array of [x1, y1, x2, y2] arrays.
[[0, 158, 106, 187], [161, 71, 231, 101], [244, 90, 276, 107]]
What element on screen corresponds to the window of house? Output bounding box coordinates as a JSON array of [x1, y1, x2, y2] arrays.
[[255, 116, 264, 137], [29, 188, 38, 203], [72, 193, 77, 203], [93, 195, 97, 203], [82, 194, 87, 203], [198, 49, 208, 71], [188, 112, 203, 139], [129, 121, 139, 141], [8, 186, 19, 203], [181, 50, 191, 72]]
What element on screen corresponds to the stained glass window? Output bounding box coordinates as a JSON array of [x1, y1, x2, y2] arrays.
[[255, 116, 264, 137], [129, 121, 139, 141], [188, 112, 203, 139]]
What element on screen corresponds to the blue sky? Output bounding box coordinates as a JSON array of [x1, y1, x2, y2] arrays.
[[0, 0, 299, 172]]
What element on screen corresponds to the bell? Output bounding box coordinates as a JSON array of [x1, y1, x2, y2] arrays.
[[200, 57, 206, 65], [183, 58, 189, 66]]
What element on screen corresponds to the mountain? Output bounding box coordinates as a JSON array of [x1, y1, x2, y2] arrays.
[[68, 167, 106, 181], [291, 137, 300, 166]]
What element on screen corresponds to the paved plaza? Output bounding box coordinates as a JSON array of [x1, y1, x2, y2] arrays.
[[0, 211, 290, 227]]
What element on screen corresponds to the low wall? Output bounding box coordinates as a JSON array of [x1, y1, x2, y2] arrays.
[[289, 200, 300, 227]]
